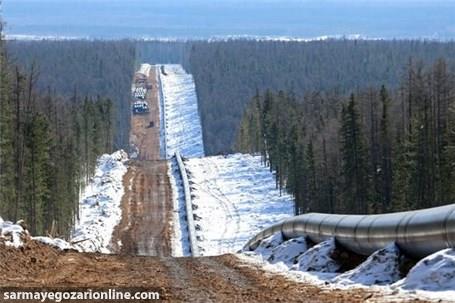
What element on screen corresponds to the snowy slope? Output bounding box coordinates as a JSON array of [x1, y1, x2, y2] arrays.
[[160, 64, 204, 159], [393, 248, 455, 300], [334, 243, 403, 286], [184, 153, 294, 256], [291, 238, 340, 273], [71, 150, 128, 253]]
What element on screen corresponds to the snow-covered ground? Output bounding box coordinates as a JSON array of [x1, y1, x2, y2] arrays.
[[183, 153, 294, 256], [0, 217, 76, 250], [334, 243, 403, 286], [160, 64, 205, 159], [71, 150, 128, 253], [138, 63, 152, 77], [0, 218, 27, 248], [32, 236, 76, 250], [241, 233, 455, 302], [394, 248, 455, 301]]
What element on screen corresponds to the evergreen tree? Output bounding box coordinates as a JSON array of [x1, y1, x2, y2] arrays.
[[236, 58, 455, 215], [0, 24, 117, 235], [306, 140, 317, 211], [379, 85, 393, 211], [24, 113, 52, 234], [339, 95, 370, 213]]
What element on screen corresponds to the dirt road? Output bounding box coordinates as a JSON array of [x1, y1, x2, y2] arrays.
[[111, 66, 172, 256], [129, 66, 161, 161], [1, 241, 422, 303], [111, 160, 172, 256]]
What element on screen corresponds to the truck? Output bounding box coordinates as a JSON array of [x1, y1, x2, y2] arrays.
[[132, 100, 149, 114], [133, 87, 147, 99]]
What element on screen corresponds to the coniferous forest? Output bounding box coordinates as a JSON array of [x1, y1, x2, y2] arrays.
[[188, 40, 455, 155], [7, 39, 136, 148], [237, 59, 455, 214], [0, 27, 132, 236], [3, 33, 455, 232]]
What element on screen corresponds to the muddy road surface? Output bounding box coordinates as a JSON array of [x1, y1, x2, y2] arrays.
[[111, 160, 172, 256]]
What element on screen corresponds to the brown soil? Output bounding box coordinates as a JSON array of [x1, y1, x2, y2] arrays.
[[0, 241, 426, 303], [111, 160, 172, 256]]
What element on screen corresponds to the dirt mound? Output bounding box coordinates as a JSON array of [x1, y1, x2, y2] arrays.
[[0, 242, 382, 303], [0, 239, 64, 284]]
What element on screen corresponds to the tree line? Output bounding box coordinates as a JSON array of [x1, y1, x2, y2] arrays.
[[1, 26, 116, 236], [14, 39, 455, 158], [237, 59, 455, 214]]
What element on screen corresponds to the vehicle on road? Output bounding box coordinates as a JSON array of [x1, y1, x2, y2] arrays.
[[132, 100, 150, 114], [133, 87, 147, 99]]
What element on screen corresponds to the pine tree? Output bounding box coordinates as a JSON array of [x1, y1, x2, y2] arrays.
[[379, 85, 393, 211], [431, 59, 452, 204], [340, 94, 370, 214], [410, 66, 434, 209], [320, 138, 335, 213], [25, 113, 52, 234], [391, 141, 407, 211], [367, 89, 382, 213], [306, 140, 317, 211]]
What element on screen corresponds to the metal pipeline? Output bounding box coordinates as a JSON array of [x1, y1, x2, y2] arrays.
[[175, 151, 200, 257], [244, 204, 455, 259]]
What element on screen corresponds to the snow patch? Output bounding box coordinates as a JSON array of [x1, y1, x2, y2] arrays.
[[184, 153, 293, 256], [0, 218, 26, 248], [71, 150, 128, 253], [138, 64, 152, 77], [268, 236, 308, 266], [394, 248, 455, 294], [237, 251, 337, 286], [291, 238, 340, 273], [32, 236, 75, 251], [250, 234, 309, 267], [253, 233, 284, 259], [334, 243, 402, 286], [0, 217, 76, 250], [242, 235, 455, 302], [160, 64, 204, 159]]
